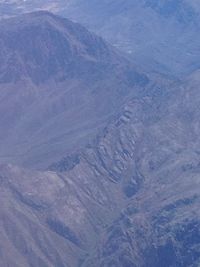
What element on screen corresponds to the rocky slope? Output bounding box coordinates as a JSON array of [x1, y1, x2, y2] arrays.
[[0, 11, 148, 169], [81, 77, 200, 266], [0, 74, 200, 266]]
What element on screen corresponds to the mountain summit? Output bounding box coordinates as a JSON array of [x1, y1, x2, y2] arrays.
[[0, 10, 128, 84]]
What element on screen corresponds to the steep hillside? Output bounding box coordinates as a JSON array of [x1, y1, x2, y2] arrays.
[[0, 11, 148, 169], [0, 76, 200, 266]]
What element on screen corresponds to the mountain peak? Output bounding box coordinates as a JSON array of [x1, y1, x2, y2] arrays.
[[0, 10, 82, 38], [0, 11, 117, 84]]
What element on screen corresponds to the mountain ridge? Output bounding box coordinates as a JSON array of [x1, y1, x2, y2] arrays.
[[0, 11, 149, 169], [1, 75, 200, 266]]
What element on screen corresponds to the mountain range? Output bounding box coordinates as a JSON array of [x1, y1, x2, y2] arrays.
[[0, 3, 200, 267], [2, 0, 200, 76]]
